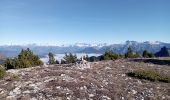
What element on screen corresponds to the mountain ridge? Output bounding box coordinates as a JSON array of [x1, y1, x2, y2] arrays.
[[0, 41, 170, 57], [0, 41, 167, 47]]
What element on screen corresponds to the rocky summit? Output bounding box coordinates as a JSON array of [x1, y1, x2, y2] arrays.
[[0, 59, 170, 100]]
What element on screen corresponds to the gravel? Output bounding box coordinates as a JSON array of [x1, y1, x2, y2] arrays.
[[0, 59, 170, 100]]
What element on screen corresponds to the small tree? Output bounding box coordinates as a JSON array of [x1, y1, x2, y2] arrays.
[[4, 58, 16, 69], [133, 53, 141, 58], [63, 53, 77, 64], [61, 59, 66, 64], [125, 47, 140, 58], [148, 53, 154, 58], [142, 50, 154, 58], [4, 48, 43, 69], [56, 60, 59, 64], [143, 50, 149, 58], [48, 52, 56, 65], [83, 55, 89, 61], [125, 47, 133, 58], [103, 51, 119, 60]]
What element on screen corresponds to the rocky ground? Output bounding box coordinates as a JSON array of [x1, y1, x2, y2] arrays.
[[0, 59, 170, 100]]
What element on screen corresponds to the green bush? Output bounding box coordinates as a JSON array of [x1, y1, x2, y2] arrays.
[[125, 47, 140, 58], [100, 51, 122, 61], [127, 70, 170, 83], [4, 48, 43, 69], [62, 53, 77, 64], [0, 67, 6, 79], [48, 52, 56, 65], [142, 50, 154, 58]]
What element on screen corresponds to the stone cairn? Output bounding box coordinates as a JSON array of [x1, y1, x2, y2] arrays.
[[76, 57, 90, 69]]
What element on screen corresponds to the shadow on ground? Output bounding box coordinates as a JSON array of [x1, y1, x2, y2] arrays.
[[132, 58, 170, 66]]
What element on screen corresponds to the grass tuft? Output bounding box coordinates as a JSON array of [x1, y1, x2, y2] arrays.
[[0, 67, 6, 79], [10, 74, 20, 81]]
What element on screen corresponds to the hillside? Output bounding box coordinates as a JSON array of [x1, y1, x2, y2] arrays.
[[0, 59, 170, 100]]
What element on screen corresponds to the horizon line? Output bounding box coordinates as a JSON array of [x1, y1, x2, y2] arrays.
[[0, 40, 168, 46]]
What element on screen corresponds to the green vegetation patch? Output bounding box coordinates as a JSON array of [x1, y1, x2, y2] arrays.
[[62, 53, 77, 64], [142, 50, 154, 58], [125, 47, 140, 58], [127, 70, 170, 83], [4, 48, 43, 69], [0, 67, 6, 79]]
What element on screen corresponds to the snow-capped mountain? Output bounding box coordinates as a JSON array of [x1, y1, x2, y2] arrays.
[[0, 41, 170, 57], [74, 43, 91, 47], [72, 43, 108, 48]]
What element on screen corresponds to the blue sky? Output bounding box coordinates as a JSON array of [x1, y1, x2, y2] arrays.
[[0, 0, 170, 45]]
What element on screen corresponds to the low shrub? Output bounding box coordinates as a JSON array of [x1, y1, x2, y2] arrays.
[[127, 70, 170, 83], [4, 48, 43, 69], [100, 51, 122, 61], [0, 67, 6, 79]]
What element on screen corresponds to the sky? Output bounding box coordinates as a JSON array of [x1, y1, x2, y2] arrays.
[[0, 0, 170, 45]]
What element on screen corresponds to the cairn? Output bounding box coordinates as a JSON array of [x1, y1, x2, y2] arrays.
[[76, 57, 90, 69]]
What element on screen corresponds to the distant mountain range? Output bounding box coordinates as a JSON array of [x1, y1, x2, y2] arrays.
[[0, 41, 170, 57]]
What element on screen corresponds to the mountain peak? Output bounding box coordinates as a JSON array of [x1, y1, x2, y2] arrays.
[[125, 41, 138, 45], [74, 43, 108, 47]]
